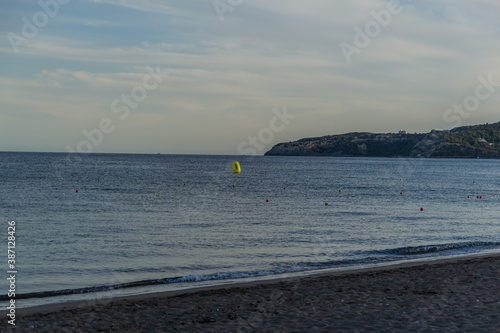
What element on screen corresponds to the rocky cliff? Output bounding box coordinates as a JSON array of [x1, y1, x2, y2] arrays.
[[265, 122, 500, 158]]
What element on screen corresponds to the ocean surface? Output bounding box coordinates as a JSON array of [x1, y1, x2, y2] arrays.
[[1, 152, 499, 309]]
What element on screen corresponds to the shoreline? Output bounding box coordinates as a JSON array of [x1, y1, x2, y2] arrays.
[[0, 252, 500, 315], [8, 251, 500, 316], [8, 253, 500, 331]]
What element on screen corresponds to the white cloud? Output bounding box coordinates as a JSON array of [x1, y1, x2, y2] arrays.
[[1, 0, 499, 153]]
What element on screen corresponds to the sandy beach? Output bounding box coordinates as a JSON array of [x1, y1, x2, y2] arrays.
[[6, 254, 500, 332]]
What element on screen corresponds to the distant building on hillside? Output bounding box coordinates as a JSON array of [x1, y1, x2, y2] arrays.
[[398, 130, 407, 134]]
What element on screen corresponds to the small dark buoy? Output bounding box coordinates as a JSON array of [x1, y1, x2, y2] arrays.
[[184, 183, 186, 186], [98, 179, 100, 182], [266, 199, 269, 202], [76, 190, 79, 193], [480, 196, 483, 199], [325, 202, 328, 206], [283, 187, 286, 190], [420, 207, 423, 211], [400, 192, 403, 195]]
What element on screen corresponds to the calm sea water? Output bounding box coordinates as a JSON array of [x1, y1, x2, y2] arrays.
[[1, 152, 499, 308]]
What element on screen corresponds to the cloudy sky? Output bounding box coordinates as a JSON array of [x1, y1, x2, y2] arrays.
[[1, 0, 499, 154]]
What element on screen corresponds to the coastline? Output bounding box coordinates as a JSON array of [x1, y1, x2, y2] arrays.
[[264, 121, 500, 158], [8, 253, 500, 332]]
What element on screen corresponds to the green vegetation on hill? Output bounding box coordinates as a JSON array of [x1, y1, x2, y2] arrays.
[[439, 122, 500, 154]]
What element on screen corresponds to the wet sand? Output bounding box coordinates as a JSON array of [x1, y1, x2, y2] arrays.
[[6, 254, 500, 332]]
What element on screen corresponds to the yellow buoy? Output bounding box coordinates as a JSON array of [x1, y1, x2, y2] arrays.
[[232, 161, 241, 174], [325, 202, 328, 206]]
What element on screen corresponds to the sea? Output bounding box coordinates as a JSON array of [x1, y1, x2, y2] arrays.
[[1, 152, 499, 309]]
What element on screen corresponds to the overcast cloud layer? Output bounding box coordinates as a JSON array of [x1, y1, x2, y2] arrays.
[[1, 0, 499, 154]]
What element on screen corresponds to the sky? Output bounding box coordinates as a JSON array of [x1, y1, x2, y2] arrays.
[[1, 0, 499, 155]]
